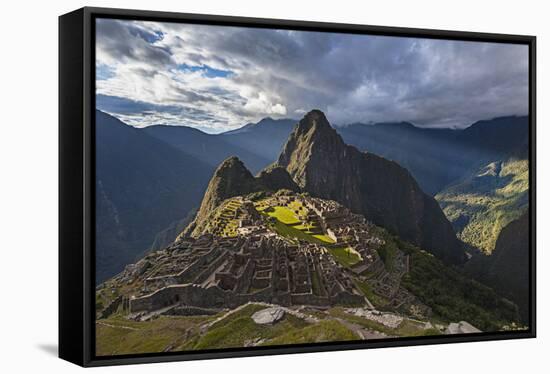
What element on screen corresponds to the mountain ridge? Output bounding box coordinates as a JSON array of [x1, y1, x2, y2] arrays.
[[219, 117, 298, 167], [339, 116, 528, 194], [142, 124, 272, 174]]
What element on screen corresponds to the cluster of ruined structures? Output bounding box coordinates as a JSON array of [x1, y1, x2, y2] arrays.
[[304, 196, 430, 315], [125, 234, 366, 317], [103, 194, 430, 320]]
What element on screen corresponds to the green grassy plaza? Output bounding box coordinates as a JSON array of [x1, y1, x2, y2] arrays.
[[254, 198, 361, 267]]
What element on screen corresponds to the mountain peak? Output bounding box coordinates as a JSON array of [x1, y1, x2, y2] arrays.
[[277, 110, 345, 173], [216, 156, 250, 175], [298, 109, 333, 132], [257, 116, 275, 125], [183, 156, 256, 237], [257, 164, 300, 192]]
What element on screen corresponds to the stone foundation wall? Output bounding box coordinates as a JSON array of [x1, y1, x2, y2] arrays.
[[165, 305, 220, 316], [130, 284, 227, 313], [234, 259, 255, 294], [251, 276, 270, 290], [216, 272, 238, 291], [290, 292, 330, 306], [226, 287, 273, 308], [331, 290, 364, 306], [194, 251, 229, 284], [130, 281, 364, 314], [175, 248, 223, 283], [99, 295, 123, 319]]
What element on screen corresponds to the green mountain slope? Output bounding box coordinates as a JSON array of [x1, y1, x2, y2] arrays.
[[464, 212, 530, 322], [376, 230, 519, 331], [435, 151, 528, 253]]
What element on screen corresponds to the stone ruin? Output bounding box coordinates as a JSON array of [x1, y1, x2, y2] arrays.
[[105, 194, 430, 320], [127, 234, 366, 316]]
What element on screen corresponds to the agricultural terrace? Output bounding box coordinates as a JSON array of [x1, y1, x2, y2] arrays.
[[209, 198, 243, 237]]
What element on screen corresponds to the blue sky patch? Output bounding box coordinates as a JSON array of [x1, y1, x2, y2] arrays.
[[96, 64, 116, 81], [177, 64, 233, 78]]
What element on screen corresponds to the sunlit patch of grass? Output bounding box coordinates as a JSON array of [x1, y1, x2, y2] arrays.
[[313, 234, 335, 243], [266, 206, 301, 225], [268, 219, 329, 246], [327, 246, 361, 267]]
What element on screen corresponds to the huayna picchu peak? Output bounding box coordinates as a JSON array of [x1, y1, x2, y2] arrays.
[[277, 110, 465, 265]]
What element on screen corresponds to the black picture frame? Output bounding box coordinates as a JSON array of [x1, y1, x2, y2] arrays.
[[59, 6, 537, 367]]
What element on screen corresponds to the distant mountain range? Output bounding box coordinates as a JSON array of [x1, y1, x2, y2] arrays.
[[141, 114, 528, 197], [127, 111, 530, 198], [220, 117, 297, 166], [339, 116, 528, 195], [142, 125, 270, 175], [143, 117, 296, 175]]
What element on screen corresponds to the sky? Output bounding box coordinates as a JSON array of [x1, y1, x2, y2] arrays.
[[96, 18, 529, 133]]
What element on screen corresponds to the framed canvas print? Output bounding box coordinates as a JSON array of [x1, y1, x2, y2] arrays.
[[59, 7, 536, 367]]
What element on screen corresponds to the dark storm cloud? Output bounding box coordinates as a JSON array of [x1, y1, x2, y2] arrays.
[[95, 19, 528, 131], [96, 19, 173, 67]]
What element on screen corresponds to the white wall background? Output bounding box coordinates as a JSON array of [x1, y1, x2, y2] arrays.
[[0, 0, 546, 372]]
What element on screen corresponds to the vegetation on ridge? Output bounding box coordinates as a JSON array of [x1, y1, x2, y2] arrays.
[[436, 156, 528, 253]]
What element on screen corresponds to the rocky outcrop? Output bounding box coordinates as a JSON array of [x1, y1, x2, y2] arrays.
[[277, 110, 465, 264], [256, 165, 300, 193], [251, 307, 285, 324], [445, 321, 481, 334]]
